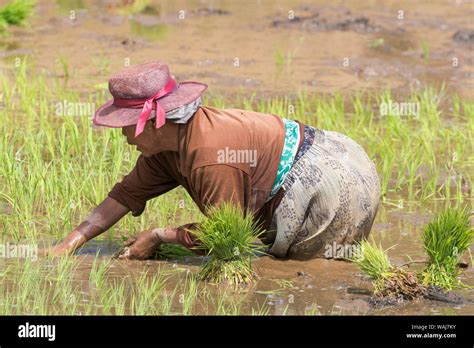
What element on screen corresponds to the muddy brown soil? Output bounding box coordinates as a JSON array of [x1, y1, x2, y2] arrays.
[[1, 203, 472, 315], [42, 203, 472, 315], [0, 0, 472, 99]]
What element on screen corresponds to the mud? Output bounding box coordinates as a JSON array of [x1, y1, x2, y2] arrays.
[[453, 29, 474, 44], [1, 202, 473, 315], [424, 286, 467, 305], [73, 202, 474, 315], [0, 0, 472, 98], [271, 7, 379, 33]]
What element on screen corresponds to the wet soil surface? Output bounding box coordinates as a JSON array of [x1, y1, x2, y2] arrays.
[[18, 204, 471, 315], [0, 0, 472, 99]]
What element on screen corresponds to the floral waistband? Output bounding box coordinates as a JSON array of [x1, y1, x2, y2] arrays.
[[267, 120, 316, 202]]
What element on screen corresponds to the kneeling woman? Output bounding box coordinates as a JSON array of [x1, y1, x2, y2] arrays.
[[44, 61, 381, 260]]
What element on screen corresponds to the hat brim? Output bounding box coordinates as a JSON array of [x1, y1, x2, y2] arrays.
[[92, 82, 207, 128]]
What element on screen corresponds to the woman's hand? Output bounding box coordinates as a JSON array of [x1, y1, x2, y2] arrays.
[[38, 230, 88, 257], [39, 197, 131, 258], [116, 228, 165, 260]]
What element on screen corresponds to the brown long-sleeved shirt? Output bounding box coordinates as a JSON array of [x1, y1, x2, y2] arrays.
[[108, 105, 301, 235]]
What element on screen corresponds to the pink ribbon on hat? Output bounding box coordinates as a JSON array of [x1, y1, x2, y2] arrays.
[[113, 78, 177, 137]]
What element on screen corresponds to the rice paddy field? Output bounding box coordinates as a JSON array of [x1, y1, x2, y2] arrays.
[[0, 0, 473, 316]]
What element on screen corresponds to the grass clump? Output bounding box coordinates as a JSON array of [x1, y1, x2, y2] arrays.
[[420, 207, 473, 290], [353, 240, 426, 300], [192, 202, 267, 286], [0, 0, 35, 33]]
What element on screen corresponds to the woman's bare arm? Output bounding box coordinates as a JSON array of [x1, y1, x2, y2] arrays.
[[42, 197, 130, 256]]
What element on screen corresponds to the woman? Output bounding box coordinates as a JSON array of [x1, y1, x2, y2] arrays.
[[44, 61, 381, 260]]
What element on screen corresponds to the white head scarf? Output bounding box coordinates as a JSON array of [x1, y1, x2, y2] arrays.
[[165, 97, 202, 124]]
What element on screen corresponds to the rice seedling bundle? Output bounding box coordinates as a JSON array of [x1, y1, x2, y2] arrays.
[[192, 202, 266, 286], [352, 240, 426, 300], [420, 207, 473, 290]]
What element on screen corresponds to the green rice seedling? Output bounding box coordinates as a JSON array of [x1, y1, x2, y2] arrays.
[[368, 38, 384, 49], [463, 100, 474, 125], [179, 272, 198, 315], [0, 0, 35, 27], [421, 39, 430, 62], [192, 202, 267, 286], [158, 285, 178, 315], [215, 299, 241, 315], [255, 288, 287, 296], [78, 283, 99, 315], [420, 207, 473, 290], [56, 0, 85, 14], [98, 278, 128, 315], [251, 301, 271, 315], [352, 240, 426, 300], [213, 289, 244, 315], [98, 288, 113, 315], [47, 253, 80, 308], [452, 95, 463, 120], [0, 73, 15, 108], [274, 41, 301, 77], [89, 253, 111, 290], [275, 49, 290, 75], [13, 259, 37, 312], [59, 283, 82, 315], [0, 15, 7, 33], [12, 258, 53, 314], [117, 0, 152, 15], [92, 55, 111, 76], [304, 304, 319, 315], [0, 265, 10, 279], [110, 279, 127, 315], [129, 20, 168, 41], [352, 240, 392, 279], [152, 243, 195, 259], [203, 283, 259, 315], [275, 279, 296, 289], [130, 271, 167, 315], [57, 56, 69, 78]]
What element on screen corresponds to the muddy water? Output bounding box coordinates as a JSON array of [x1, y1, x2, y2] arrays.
[[250, 204, 474, 315], [10, 203, 467, 316], [0, 201, 472, 315], [0, 0, 473, 99]]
